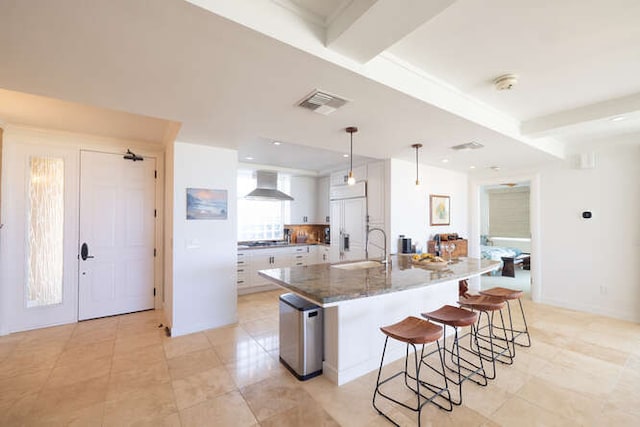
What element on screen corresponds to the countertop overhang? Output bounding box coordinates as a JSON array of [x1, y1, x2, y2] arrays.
[[258, 256, 500, 307]]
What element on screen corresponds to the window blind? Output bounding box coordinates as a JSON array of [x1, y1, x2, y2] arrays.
[[488, 187, 530, 238]]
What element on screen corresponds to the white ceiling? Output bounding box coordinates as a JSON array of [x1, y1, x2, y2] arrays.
[[0, 0, 637, 176]]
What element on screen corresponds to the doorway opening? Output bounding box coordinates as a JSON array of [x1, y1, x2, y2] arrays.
[[479, 181, 532, 298]]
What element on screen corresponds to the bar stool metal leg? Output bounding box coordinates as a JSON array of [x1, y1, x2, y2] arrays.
[[458, 295, 515, 379], [372, 317, 452, 427], [421, 305, 488, 406], [480, 287, 532, 350]]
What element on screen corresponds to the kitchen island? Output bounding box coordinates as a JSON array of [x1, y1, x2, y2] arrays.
[[259, 255, 500, 385]]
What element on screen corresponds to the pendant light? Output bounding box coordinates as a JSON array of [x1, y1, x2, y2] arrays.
[[411, 143, 423, 186], [346, 126, 358, 185]]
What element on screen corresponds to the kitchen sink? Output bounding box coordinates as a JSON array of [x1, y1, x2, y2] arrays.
[[331, 260, 383, 270]]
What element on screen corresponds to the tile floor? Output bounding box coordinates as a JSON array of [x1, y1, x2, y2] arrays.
[[1, 290, 639, 426]]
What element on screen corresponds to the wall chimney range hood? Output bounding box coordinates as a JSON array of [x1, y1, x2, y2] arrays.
[[244, 170, 294, 201]]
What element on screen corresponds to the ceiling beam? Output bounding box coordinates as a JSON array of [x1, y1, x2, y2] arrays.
[[326, 0, 456, 63], [522, 92, 640, 138]]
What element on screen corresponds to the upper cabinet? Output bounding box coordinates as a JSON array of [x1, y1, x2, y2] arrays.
[[330, 164, 366, 186], [289, 175, 317, 224], [315, 176, 330, 224], [330, 161, 385, 225], [366, 161, 385, 225]]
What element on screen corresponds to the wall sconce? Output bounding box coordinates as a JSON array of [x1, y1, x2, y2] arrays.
[[411, 143, 423, 186], [346, 126, 358, 185]]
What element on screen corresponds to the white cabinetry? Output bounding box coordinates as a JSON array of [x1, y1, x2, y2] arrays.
[[291, 245, 310, 266], [237, 250, 250, 290], [250, 247, 292, 288], [330, 198, 367, 263], [328, 160, 387, 261], [315, 176, 330, 224], [315, 245, 330, 264], [330, 165, 366, 187], [366, 161, 385, 225], [289, 176, 316, 224], [237, 245, 326, 294]]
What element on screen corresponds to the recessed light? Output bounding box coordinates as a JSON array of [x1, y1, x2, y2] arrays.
[[343, 154, 349, 158], [245, 156, 254, 160], [469, 165, 476, 169], [441, 159, 449, 163], [490, 166, 501, 171], [273, 141, 282, 146], [610, 116, 626, 122]]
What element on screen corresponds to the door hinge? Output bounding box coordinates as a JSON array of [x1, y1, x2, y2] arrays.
[[153, 287, 156, 296], [154, 170, 157, 179], [154, 248, 157, 257], [154, 209, 157, 218]]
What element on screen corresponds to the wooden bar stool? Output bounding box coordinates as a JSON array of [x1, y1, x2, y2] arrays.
[[421, 305, 488, 406], [457, 294, 514, 378], [479, 287, 531, 350], [372, 316, 452, 427]]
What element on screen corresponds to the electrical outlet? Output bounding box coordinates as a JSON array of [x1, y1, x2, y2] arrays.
[[599, 285, 608, 295]]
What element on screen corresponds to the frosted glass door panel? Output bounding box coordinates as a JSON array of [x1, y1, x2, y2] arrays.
[[26, 157, 64, 307], [4, 142, 78, 333]]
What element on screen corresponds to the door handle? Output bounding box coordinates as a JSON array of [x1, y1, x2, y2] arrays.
[[80, 243, 95, 261]]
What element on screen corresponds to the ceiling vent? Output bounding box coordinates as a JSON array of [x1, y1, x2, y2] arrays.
[[450, 141, 484, 151], [297, 90, 348, 115]]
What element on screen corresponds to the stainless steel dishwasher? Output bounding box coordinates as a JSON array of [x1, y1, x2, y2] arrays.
[[279, 293, 323, 380]]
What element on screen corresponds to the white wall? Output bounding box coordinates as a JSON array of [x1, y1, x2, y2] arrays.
[[169, 142, 238, 336], [538, 144, 640, 322], [389, 159, 468, 254]]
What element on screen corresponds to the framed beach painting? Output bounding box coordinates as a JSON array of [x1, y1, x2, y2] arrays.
[[429, 194, 450, 226], [186, 188, 228, 220]]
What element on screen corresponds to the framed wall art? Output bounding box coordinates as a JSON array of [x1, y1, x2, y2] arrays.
[[186, 188, 228, 220], [429, 194, 450, 226]]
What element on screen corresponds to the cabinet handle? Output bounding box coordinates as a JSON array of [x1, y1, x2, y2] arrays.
[[238, 280, 244, 284], [238, 269, 244, 272]]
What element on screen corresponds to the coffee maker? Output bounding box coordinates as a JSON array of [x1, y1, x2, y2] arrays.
[[324, 227, 330, 244], [284, 228, 292, 244], [398, 235, 412, 253]]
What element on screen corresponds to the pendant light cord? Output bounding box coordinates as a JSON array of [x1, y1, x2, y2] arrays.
[[350, 131, 353, 174], [411, 143, 422, 186]]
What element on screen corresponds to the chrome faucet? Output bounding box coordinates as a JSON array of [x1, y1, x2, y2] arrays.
[[366, 226, 390, 269]]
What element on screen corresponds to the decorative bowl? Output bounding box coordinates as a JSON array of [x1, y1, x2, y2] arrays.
[[411, 254, 449, 269], [418, 260, 449, 269]]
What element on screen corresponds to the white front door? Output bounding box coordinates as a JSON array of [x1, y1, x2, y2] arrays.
[[78, 151, 156, 320]]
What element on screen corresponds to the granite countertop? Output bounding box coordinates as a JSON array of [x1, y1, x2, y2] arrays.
[[258, 255, 500, 306], [238, 242, 329, 250]]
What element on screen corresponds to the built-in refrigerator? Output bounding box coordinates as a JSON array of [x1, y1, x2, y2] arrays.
[[329, 181, 367, 263]]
